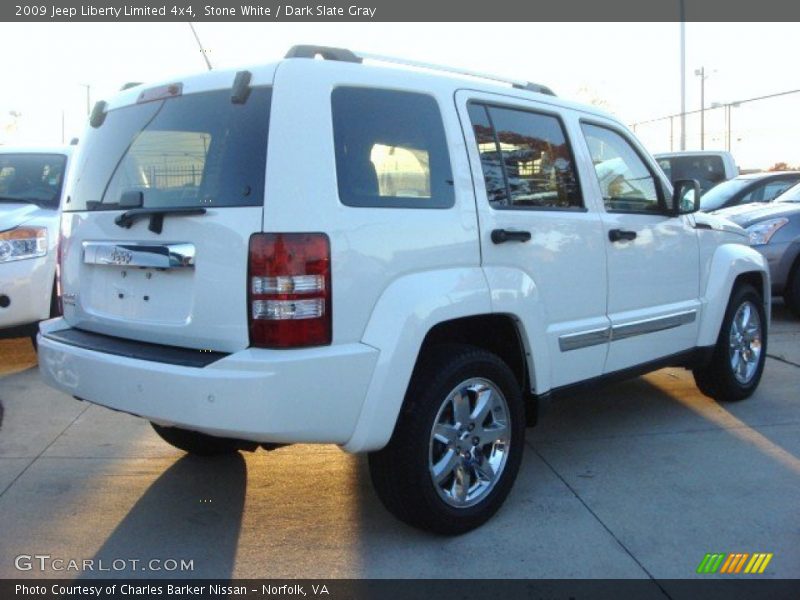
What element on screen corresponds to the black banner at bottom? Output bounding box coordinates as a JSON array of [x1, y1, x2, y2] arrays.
[[3, 579, 800, 600]]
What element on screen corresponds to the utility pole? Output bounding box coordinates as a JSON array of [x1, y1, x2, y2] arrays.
[[679, 2, 686, 150], [79, 84, 91, 116], [697, 67, 705, 149], [694, 67, 714, 150]]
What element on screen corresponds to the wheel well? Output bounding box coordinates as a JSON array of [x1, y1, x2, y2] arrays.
[[786, 253, 800, 291], [734, 271, 766, 301], [416, 314, 534, 424]]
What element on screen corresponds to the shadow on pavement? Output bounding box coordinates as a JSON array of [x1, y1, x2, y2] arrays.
[[83, 453, 247, 579], [536, 368, 800, 474]]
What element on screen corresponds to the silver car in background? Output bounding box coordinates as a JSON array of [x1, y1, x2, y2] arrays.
[[714, 182, 800, 317]]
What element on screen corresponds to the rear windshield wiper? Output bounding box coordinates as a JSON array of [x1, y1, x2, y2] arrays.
[[115, 207, 207, 234], [86, 200, 120, 211]]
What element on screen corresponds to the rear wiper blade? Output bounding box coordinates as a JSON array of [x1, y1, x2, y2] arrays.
[[115, 207, 207, 234], [86, 201, 120, 211]]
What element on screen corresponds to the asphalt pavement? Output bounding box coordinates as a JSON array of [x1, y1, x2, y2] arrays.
[[0, 305, 798, 587]]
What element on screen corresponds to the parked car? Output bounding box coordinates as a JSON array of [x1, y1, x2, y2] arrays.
[[714, 182, 800, 317], [38, 46, 770, 534], [699, 171, 800, 212], [654, 150, 738, 195], [0, 146, 71, 346]]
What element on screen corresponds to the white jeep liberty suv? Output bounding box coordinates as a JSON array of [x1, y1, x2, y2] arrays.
[[38, 46, 770, 534]]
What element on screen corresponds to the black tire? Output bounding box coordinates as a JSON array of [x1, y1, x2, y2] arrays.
[[784, 260, 800, 319], [150, 423, 256, 456], [693, 284, 767, 402], [368, 344, 525, 535]]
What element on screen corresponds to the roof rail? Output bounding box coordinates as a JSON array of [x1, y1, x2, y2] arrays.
[[283, 45, 555, 96]]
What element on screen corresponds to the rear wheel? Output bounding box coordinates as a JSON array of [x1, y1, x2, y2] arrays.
[[150, 423, 256, 456], [784, 261, 800, 318], [693, 284, 767, 402], [368, 344, 525, 535]]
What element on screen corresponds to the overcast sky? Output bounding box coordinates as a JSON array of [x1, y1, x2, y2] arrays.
[[1, 22, 798, 168]]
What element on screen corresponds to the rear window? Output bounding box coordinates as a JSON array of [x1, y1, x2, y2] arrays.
[[656, 155, 726, 195], [65, 87, 271, 212], [331, 87, 454, 209], [0, 153, 67, 209]]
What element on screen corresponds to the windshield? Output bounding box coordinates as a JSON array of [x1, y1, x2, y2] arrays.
[[656, 155, 726, 195], [699, 177, 750, 211], [0, 153, 67, 208], [775, 182, 800, 203], [65, 87, 271, 212]]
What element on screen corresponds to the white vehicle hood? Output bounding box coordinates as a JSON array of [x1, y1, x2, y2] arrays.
[[694, 211, 749, 240], [0, 202, 48, 232]]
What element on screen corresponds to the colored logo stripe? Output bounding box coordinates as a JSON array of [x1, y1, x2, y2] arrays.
[[697, 553, 725, 573], [744, 553, 773, 574], [698, 553, 773, 574], [720, 553, 748, 573]]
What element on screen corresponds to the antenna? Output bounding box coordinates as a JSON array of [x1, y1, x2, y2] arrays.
[[187, 22, 213, 71]]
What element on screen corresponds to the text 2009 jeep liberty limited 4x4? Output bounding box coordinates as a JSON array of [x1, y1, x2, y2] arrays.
[[38, 46, 769, 534]]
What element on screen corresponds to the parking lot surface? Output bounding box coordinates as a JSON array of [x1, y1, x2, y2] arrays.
[[0, 306, 798, 586]]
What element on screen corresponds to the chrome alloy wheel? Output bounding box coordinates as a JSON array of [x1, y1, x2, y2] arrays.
[[428, 378, 511, 508], [728, 300, 763, 385]]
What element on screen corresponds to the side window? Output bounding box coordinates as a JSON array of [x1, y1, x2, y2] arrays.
[[331, 87, 454, 208], [581, 123, 661, 213], [467, 103, 582, 209]]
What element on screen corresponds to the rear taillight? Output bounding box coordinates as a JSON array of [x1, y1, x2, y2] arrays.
[[248, 233, 331, 348]]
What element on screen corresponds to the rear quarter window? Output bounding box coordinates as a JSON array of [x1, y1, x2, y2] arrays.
[[331, 87, 455, 209]]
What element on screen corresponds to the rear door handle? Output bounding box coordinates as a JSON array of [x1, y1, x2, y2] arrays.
[[491, 229, 531, 244], [608, 228, 637, 242]]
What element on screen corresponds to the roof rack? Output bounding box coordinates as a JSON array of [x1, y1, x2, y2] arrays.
[[283, 45, 556, 96]]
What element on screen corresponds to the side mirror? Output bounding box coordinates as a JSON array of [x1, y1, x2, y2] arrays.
[[671, 178, 701, 215]]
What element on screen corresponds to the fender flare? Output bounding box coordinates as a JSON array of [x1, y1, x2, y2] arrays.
[[697, 243, 771, 348], [343, 267, 492, 453]]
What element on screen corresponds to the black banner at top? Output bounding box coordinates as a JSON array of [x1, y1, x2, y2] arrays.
[[4, 0, 800, 22]]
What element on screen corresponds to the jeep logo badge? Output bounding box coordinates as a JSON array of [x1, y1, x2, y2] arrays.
[[109, 248, 133, 265]]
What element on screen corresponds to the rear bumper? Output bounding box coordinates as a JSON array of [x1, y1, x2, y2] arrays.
[[37, 318, 379, 445]]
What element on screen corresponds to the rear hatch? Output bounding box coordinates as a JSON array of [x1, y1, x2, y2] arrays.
[[60, 75, 273, 353]]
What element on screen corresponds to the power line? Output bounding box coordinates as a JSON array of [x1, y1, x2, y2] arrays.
[[631, 88, 800, 128]]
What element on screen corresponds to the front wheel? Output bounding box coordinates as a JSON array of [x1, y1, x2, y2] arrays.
[[151, 423, 256, 456], [693, 284, 767, 402], [368, 344, 525, 535]]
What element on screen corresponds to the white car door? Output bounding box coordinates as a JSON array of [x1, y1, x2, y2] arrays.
[[578, 120, 701, 373], [457, 91, 610, 391]]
